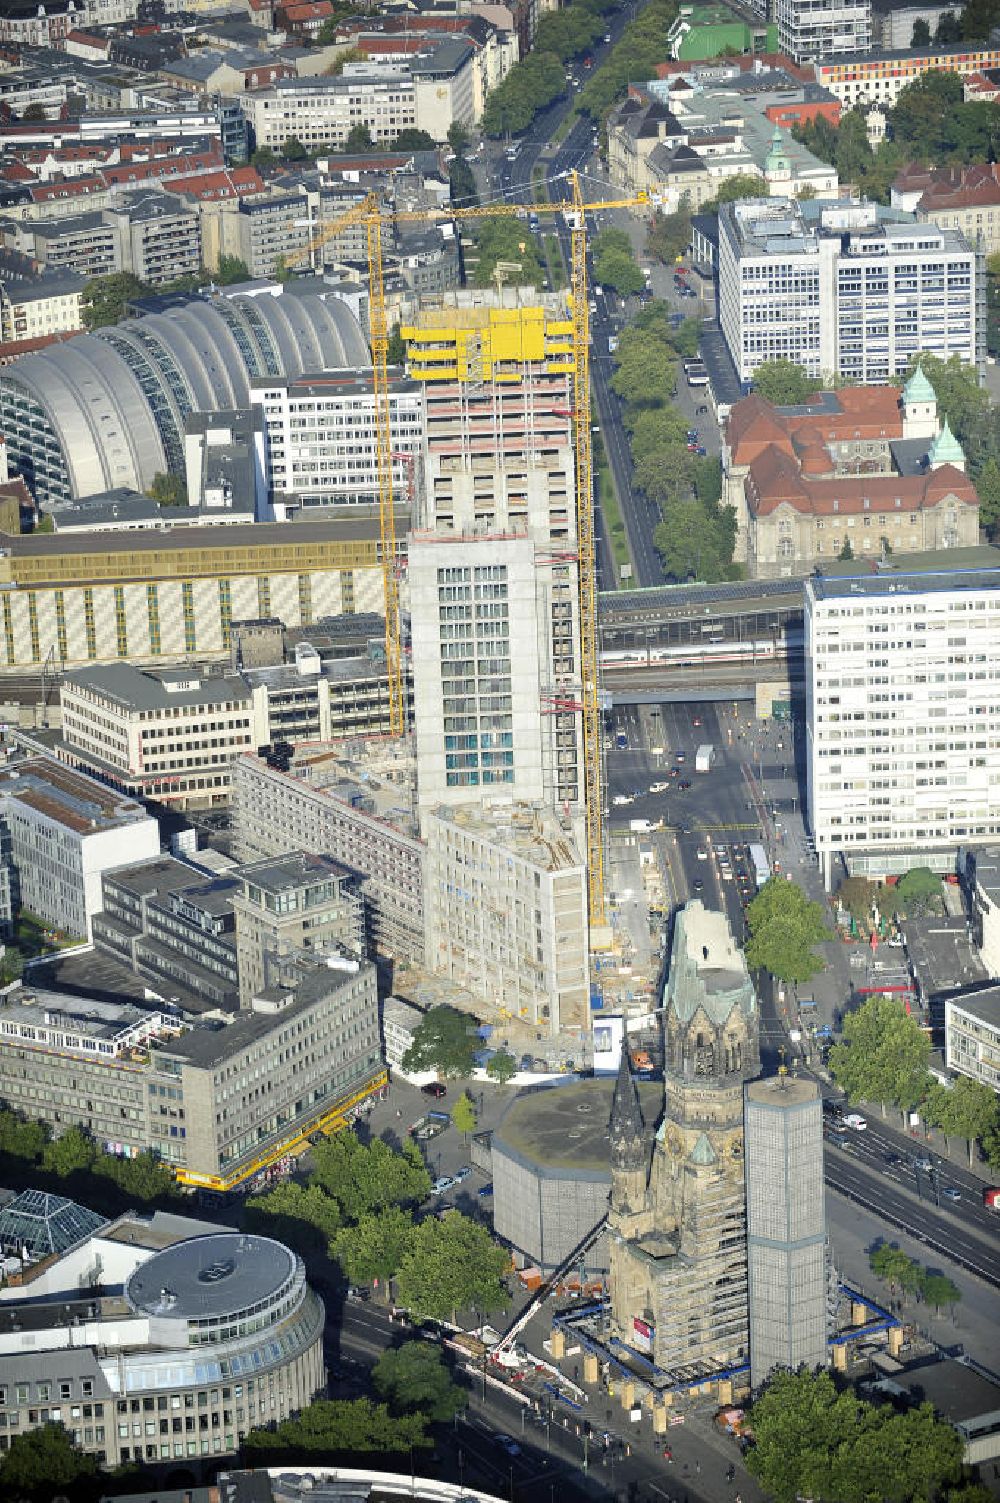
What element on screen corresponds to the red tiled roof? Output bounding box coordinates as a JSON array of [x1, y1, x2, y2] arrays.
[[172, 165, 266, 200], [745, 446, 978, 517], [726, 386, 904, 467], [29, 175, 103, 201], [98, 145, 223, 186]]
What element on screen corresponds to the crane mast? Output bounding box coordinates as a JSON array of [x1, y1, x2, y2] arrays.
[[568, 171, 605, 933]]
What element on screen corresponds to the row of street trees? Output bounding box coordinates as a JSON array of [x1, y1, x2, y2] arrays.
[[608, 300, 737, 580], [480, 0, 617, 137], [829, 994, 1000, 1167], [869, 1244, 961, 1315], [0, 1109, 176, 1212], [246, 1116, 510, 1322]]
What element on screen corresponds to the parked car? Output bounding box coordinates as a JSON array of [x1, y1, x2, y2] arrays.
[[421, 1081, 447, 1098], [844, 1114, 867, 1131], [347, 1286, 370, 1302], [678, 779, 691, 790], [942, 1186, 962, 1202], [431, 1176, 456, 1196], [453, 1165, 472, 1182], [478, 1182, 494, 1198], [495, 1435, 521, 1456], [649, 781, 669, 793]]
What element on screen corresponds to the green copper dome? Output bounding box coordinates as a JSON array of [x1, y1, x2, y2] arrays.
[[927, 417, 965, 468], [903, 364, 936, 406]]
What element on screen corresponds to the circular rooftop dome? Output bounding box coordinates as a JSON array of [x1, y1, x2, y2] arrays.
[[125, 1233, 297, 1324]]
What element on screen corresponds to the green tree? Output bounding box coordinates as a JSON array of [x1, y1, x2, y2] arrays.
[[893, 866, 941, 916], [243, 1397, 428, 1459], [976, 454, 1000, 537], [700, 172, 766, 214], [593, 227, 645, 296], [921, 1272, 961, 1314], [246, 1179, 342, 1251], [751, 358, 822, 406], [282, 135, 310, 161], [251, 146, 277, 169], [148, 471, 188, 507], [910, 16, 931, 43], [21, 103, 48, 123], [942, 1075, 1000, 1165], [387, 324, 407, 365], [628, 405, 690, 464], [215, 253, 250, 285], [839, 537, 854, 560], [0, 1423, 98, 1502], [746, 1368, 964, 1503], [345, 123, 374, 151], [42, 1126, 96, 1179], [447, 122, 471, 155], [0, 1109, 48, 1162], [870, 1241, 920, 1297], [322, 44, 369, 76], [744, 876, 831, 984], [311, 1134, 431, 1220], [372, 1341, 466, 1421], [829, 995, 931, 1120], [449, 153, 478, 208], [395, 1211, 509, 1322], [653, 496, 738, 583], [482, 50, 565, 137], [610, 332, 675, 408], [402, 1005, 480, 1078], [470, 218, 545, 289], [81, 271, 147, 330], [100, 1149, 176, 1204], [936, 9, 962, 40], [486, 1050, 517, 1084], [451, 1092, 477, 1142], [646, 202, 691, 265], [331, 1206, 414, 1286], [392, 128, 436, 151], [837, 874, 879, 931]]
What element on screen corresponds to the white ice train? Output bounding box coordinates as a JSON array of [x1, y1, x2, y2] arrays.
[[600, 631, 803, 671]]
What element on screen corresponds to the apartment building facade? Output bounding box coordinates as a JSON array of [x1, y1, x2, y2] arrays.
[[0, 273, 84, 347], [26, 192, 202, 287], [805, 564, 1000, 885], [232, 753, 426, 964], [423, 802, 589, 1034], [812, 42, 1000, 108], [719, 197, 978, 385], [402, 296, 583, 813], [60, 665, 256, 809], [772, 0, 871, 62], [0, 754, 160, 940]]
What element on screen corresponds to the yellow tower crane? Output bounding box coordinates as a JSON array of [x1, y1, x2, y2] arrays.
[[288, 176, 648, 932]]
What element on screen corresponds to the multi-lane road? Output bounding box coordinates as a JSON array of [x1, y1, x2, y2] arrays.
[[604, 699, 1000, 1289]]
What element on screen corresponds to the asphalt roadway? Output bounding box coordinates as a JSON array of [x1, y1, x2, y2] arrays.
[[603, 696, 1000, 1291]]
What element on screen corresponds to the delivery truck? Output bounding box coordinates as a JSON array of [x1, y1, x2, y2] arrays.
[[695, 743, 715, 772]]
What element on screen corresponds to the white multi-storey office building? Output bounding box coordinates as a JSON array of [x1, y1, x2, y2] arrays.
[[242, 67, 418, 153], [805, 563, 1000, 886], [771, 0, 871, 61], [251, 370, 425, 513], [719, 198, 978, 386]]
